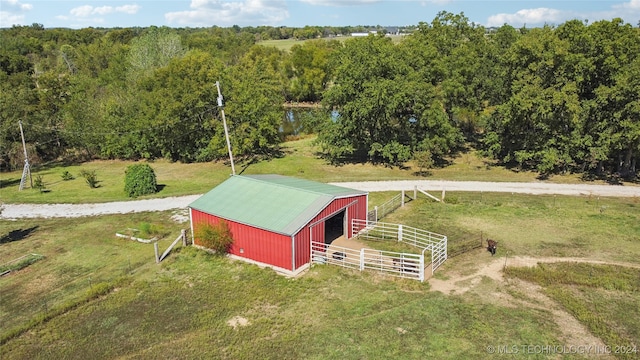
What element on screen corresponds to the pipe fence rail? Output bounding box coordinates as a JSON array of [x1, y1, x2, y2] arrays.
[[311, 241, 425, 281], [309, 219, 447, 282], [352, 219, 448, 274]]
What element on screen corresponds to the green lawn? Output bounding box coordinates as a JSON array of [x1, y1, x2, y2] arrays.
[[259, 38, 309, 51]]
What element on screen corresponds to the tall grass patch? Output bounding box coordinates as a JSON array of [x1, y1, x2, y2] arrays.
[[506, 263, 640, 359], [0, 212, 185, 344]]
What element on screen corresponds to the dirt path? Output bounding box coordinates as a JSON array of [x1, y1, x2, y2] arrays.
[[429, 255, 639, 357]]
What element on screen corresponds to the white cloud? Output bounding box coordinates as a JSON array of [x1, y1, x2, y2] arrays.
[[70, 5, 93, 17], [2, 0, 32, 11], [420, 0, 453, 5], [300, 0, 379, 5], [486, 1, 640, 28], [614, 0, 640, 10], [0, 11, 25, 26], [69, 4, 141, 18], [165, 0, 289, 26], [486, 8, 563, 27], [116, 5, 142, 15], [0, 0, 32, 26], [93, 6, 114, 15]]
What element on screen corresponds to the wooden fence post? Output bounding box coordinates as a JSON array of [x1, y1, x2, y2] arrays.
[[154, 242, 159, 263], [181, 229, 187, 246], [401, 190, 405, 207]]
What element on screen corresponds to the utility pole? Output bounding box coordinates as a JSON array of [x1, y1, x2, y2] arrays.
[[18, 121, 32, 190], [215, 81, 235, 175]]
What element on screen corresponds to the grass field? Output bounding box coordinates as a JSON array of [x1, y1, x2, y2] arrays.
[[2, 190, 639, 358], [0, 136, 609, 205]]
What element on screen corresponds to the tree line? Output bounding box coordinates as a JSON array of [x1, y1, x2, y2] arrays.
[[1, 12, 638, 179]]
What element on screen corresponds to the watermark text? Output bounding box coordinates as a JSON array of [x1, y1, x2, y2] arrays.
[[486, 344, 637, 355]]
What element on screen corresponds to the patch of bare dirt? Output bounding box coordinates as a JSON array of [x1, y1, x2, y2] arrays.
[[227, 316, 250, 329]]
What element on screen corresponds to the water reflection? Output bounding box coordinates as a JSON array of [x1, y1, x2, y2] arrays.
[[280, 107, 339, 138]]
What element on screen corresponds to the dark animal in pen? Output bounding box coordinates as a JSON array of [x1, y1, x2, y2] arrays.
[[393, 257, 419, 273], [486, 239, 498, 256]]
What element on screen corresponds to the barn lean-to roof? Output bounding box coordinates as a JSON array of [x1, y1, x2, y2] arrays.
[[188, 174, 367, 236]]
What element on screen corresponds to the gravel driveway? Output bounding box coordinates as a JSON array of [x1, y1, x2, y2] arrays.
[[1, 180, 639, 220]]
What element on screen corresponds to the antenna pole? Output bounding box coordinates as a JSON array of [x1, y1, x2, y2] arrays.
[[215, 81, 235, 175], [18, 121, 32, 190]]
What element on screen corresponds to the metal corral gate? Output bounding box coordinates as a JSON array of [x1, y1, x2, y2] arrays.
[[351, 219, 448, 274], [311, 241, 425, 281]]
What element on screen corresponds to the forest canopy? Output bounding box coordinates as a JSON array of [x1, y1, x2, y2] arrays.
[[1, 14, 638, 179]]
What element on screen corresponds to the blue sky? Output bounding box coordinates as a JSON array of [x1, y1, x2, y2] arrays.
[[1, 0, 639, 29]]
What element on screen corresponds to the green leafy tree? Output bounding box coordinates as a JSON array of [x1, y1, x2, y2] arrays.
[[401, 12, 491, 124], [207, 46, 285, 160], [139, 50, 224, 162], [320, 32, 463, 166], [320, 34, 413, 163], [607, 56, 640, 177], [289, 39, 339, 102], [484, 26, 581, 175], [124, 164, 157, 197], [127, 27, 187, 81]]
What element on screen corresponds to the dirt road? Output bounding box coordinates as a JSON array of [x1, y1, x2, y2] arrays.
[[1, 180, 639, 219]]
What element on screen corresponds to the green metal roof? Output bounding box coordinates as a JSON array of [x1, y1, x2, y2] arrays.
[[189, 175, 367, 236]]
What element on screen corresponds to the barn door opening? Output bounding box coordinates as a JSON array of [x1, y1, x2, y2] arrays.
[[324, 209, 345, 245]]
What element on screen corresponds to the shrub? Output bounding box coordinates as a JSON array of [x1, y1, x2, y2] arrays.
[[137, 222, 163, 238], [414, 150, 434, 176], [124, 164, 157, 198], [195, 221, 233, 254], [80, 170, 99, 188], [60, 171, 74, 181], [33, 175, 46, 193]]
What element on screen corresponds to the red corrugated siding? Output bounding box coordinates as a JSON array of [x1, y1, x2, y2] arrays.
[[191, 209, 292, 270], [293, 194, 368, 270]]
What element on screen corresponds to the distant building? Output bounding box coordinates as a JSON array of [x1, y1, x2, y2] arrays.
[[385, 27, 400, 35], [351, 30, 378, 37]]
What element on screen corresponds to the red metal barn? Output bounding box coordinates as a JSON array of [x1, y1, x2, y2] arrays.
[[189, 174, 368, 276]]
